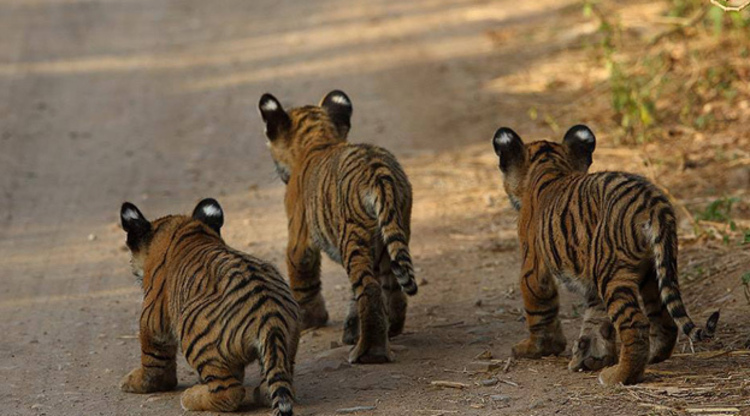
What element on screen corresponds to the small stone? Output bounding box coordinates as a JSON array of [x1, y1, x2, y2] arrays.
[[490, 394, 510, 402], [481, 378, 499, 386], [418, 278, 428, 286], [88, 234, 97, 241], [528, 400, 544, 409]]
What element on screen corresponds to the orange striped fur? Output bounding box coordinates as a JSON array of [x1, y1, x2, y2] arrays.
[[119, 199, 300, 415], [258, 90, 417, 364], [492, 125, 719, 385]]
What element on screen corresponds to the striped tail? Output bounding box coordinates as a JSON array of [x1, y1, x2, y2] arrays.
[[259, 327, 294, 416], [650, 213, 720, 342], [372, 181, 418, 296]]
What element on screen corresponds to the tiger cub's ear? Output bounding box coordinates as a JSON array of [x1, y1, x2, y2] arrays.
[[320, 90, 352, 139], [563, 124, 596, 172], [121, 202, 152, 250], [192, 198, 224, 235], [492, 127, 526, 174], [258, 93, 291, 142]]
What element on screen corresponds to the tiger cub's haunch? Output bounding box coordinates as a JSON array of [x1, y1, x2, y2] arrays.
[[492, 125, 719, 385], [257, 90, 417, 364], [119, 199, 300, 415]]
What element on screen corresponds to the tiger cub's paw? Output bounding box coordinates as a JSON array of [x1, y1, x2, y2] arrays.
[[300, 293, 329, 330], [569, 321, 617, 372], [349, 341, 395, 364], [512, 335, 566, 359], [180, 383, 244, 412], [342, 314, 360, 346], [597, 364, 644, 386], [120, 366, 177, 394]]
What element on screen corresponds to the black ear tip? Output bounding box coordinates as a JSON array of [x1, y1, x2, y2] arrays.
[[324, 90, 352, 107], [120, 202, 141, 220], [493, 127, 519, 146], [566, 124, 596, 142], [329, 89, 348, 96], [194, 198, 223, 218], [258, 93, 281, 112]]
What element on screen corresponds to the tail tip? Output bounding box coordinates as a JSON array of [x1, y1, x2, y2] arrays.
[[275, 396, 293, 416], [404, 281, 418, 296], [705, 310, 720, 335], [392, 264, 418, 296]]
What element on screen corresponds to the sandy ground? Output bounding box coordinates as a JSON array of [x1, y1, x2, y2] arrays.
[[1, 1, 748, 415]]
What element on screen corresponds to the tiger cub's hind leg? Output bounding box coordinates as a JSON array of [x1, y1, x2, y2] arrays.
[[342, 298, 360, 345], [344, 237, 392, 364], [384, 276, 407, 338], [377, 249, 407, 338], [120, 324, 178, 394], [599, 270, 651, 385], [287, 239, 328, 330], [513, 262, 567, 359], [640, 269, 678, 364], [569, 298, 617, 372]]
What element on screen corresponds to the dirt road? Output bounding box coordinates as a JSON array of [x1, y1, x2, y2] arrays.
[[1, 1, 746, 415]]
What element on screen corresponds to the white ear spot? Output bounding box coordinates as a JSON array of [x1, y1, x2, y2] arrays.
[[202, 204, 222, 217], [497, 131, 513, 145], [575, 129, 594, 142], [122, 208, 140, 221], [331, 94, 350, 106], [261, 99, 279, 112]]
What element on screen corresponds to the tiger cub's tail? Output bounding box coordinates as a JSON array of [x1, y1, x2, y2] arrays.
[[649, 211, 720, 343], [371, 179, 417, 296], [259, 327, 295, 416]]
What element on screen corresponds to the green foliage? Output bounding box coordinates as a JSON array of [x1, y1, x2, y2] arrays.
[[585, 0, 750, 142], [695, 197, 749, 245], [697, 197, 739, 223], [742, 272, 750, 304], [585, 1, 659, 143]]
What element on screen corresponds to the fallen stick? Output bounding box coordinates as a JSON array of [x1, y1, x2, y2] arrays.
[[686, 408, 740, 414], [499, 379, 519, 387], [502, 357, 513, 373], [336, 405, 377, 414], [430, 381, 469, 389]]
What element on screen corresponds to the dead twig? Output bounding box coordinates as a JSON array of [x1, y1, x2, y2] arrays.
[[336, 405, 377, 414], [430, 381, 469, 389], [710, 0, 750, 12], [649, 7, 707, 46], [502, 357, 513, 373]]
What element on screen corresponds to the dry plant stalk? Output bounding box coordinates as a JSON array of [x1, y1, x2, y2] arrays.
[[710, 0, 750, 11]]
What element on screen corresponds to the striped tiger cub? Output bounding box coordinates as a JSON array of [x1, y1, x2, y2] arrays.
[[119, 198, 300, 414], [492, 125, 720, 385], [257, 90, 417, 364]]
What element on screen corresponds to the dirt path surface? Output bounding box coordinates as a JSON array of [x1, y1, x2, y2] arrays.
[[1, 1, 748, 416]]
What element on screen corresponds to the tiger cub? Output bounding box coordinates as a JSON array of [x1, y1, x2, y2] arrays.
[[119, 198, 300, 414], [492, 125, 719, 385], [257, 90, 417, 364]]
